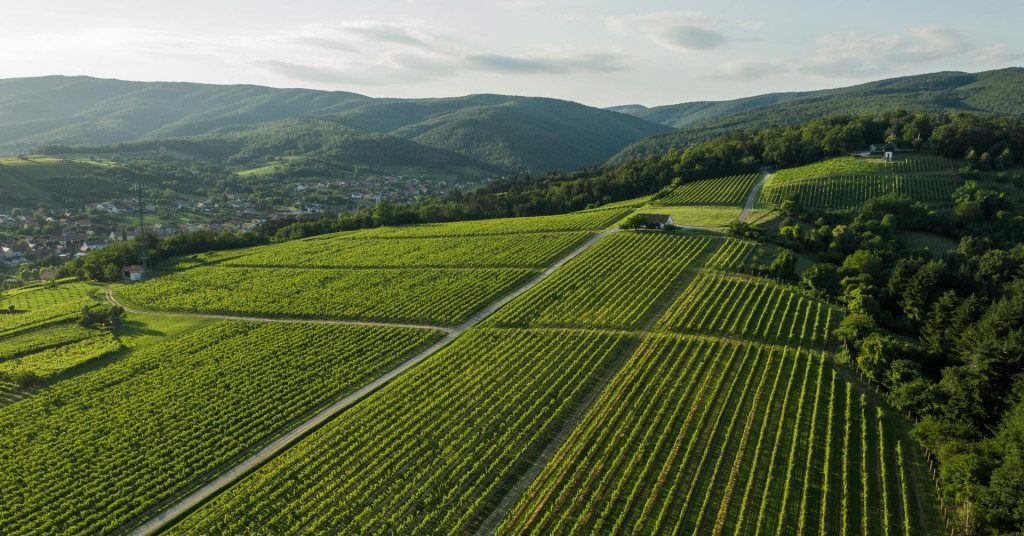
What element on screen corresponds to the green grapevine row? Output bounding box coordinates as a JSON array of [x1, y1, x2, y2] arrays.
[[654, 174, 761, 206], [761, 174, 958, 209], [772, 156, 956, 183], [220, 231, 591, 269], [0, 298, 95, 338], [0, 331, 122, 383], [166, 329, 625, 535], [0, 322, 440, 535], [320, 208, 629, 239], [0, 282, 98, 311], [657, 272, 837, 348], [495, 335, 928, 536], [485, 233, 712, 329], [0, 323, 100, 361], [118, 266, 536, 325], [705, 239, 756, 272]]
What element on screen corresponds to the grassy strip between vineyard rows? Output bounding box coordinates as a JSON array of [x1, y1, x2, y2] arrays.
[[653, 173, 762, 206], [0, 322, 442, 535]]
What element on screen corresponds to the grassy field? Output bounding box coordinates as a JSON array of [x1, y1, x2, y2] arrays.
[[637, 205, 742, 227]]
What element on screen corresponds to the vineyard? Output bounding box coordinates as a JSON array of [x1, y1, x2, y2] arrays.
[[771, 155, 956, 183], [117, 266, 536, 325], [321, 207, 629, 239], [219, 232, 591, 269], [0, 225, 943, 536], [0, 298, 93, 338], [654, 173, 762, 206], [760, 173, 960, 209], [484, 233, 712, 329], [0, 281, 100, 310], [0, 322, 441, 535], [657, 272, 838, 348], [164, 329, 628, 535], [495, 334, 933, 536], [120, 208, 634, 325]]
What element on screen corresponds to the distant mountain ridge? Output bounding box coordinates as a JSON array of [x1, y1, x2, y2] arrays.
[[607, 67, 1024, 164], [0, 76, 671, 173]]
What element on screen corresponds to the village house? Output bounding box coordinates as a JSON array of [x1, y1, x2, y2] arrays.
[[637, 213, 675, 229]]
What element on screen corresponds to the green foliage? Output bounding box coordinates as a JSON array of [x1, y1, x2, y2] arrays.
[[611, 68, 1024, 163], [496, 337, 928, 536], [770, 248, 798, 280], [658, 272, 838, 348], [0, 321, 441, 534], [165, 329, 625, 535], [653, 173, 761, 206], [802, 263, 842, 297], [486, 233, 712, 329]]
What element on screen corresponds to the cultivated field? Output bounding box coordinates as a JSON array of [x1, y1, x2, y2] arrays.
[[0, 322, 441, 535]]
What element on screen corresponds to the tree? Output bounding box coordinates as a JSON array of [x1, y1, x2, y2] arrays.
[[802, 262, 841, 297], [619, 214, 650, 230], [769, 248, 797, 280], [857, 333, 903, 384]]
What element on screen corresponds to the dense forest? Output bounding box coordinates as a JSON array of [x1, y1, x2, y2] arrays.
[[609, 67, 1024, 164]]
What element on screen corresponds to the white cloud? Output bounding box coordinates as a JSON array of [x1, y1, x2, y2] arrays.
[[607, 12, 727, 52], [249, 22, 628, 85], [973, 44, 1024, 65], [699, 58, 793, 80], [801, 27, 970, 77]]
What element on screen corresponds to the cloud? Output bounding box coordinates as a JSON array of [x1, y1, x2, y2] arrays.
[[801, 27, 971, 77], [699, 59, 793, 80], [606, 11, 760, 52], [662, 26, 728, 51], [973, 44, 1024, 65], [465, 52, 626, 74], [251, 23, 628, 85]]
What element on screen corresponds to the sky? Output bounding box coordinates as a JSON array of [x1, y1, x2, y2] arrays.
[[1, 0, 1022, 108]]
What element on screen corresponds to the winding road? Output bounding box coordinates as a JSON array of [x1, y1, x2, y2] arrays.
[[122, 228, 616, 536], [739, 172, 771, 223]]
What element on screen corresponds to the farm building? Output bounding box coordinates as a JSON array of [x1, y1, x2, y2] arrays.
[[637, 213, 674, 229]]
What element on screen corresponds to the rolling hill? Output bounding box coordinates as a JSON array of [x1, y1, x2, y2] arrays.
[[609, 67, 1024, 163], [0, 76, 671, 174]]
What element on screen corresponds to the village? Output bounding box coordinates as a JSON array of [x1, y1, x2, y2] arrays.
[[0, 173, 488, 273]]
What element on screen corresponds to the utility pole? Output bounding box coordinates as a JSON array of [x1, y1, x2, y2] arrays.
[[136, 183, 151, 279]]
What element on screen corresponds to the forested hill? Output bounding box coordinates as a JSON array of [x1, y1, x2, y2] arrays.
[[0, 76, 671, 173], [609, 67, 1024, 164]]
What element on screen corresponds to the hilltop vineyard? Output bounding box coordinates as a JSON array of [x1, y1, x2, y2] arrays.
[[760, 173, 960, 209], [654, 173, 762, 206]]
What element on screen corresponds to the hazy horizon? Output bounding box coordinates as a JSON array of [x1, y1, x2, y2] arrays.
[[2, 0, 1022, 107]]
